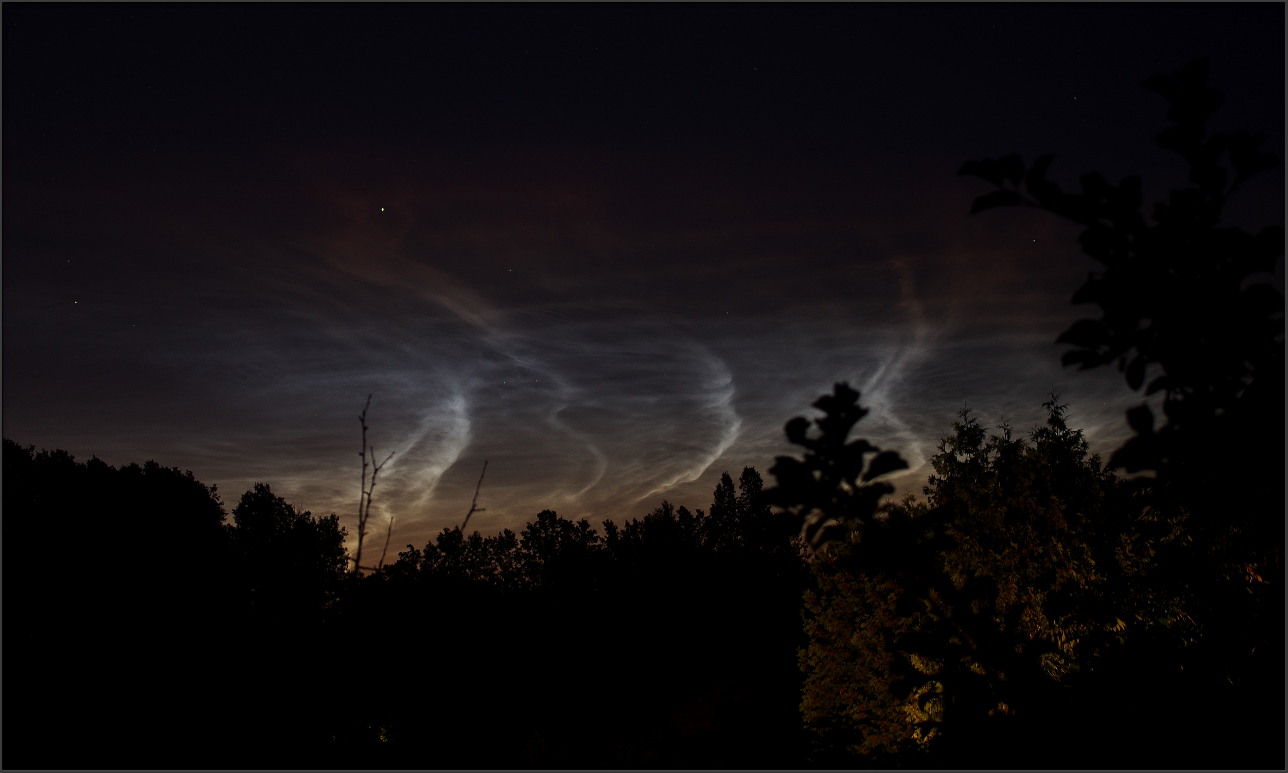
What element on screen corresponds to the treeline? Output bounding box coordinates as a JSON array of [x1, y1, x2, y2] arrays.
[[334, 468, 809, 767], [3, 377, 1280, 767], [2, 446, 350, 768], [2, 443, 809, 768]]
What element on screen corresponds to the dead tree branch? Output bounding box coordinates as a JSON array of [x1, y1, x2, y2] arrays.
[[377, 510, 396, 571], [353, 393, 394, 575], [459, 460, 489, 533]]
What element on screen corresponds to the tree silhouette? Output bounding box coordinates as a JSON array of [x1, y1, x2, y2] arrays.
[[229, 482, 348, 617], [0, 429, 810, 767], [960, 60, 1282, 493], [765, 382, 908, 549], [765, 385, 937, 761], [326, 466, 809, 768], [960, 59, 1284, 767], [353, 393, 395, 574], [775, 386, 1203, 765], [518, 509, 605, 590], [2, 440, 239, 767]]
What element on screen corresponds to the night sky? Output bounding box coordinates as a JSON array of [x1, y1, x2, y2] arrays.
[[5, 3, 1283, 556]]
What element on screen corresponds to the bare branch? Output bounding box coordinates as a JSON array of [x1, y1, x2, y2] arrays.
[[353, 394, 373, 574], [353, 393, 395, 576], [377, 511, 396, 570], [368, 445, 396, 570], [459, 460, 489, 533]]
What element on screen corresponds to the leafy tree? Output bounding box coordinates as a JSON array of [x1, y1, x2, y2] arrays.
[[228, 482, 348, 617], [776, 388, 1173, 765], [765, 385, 930, 760], [959, 57, 1282, 594], [960, 59, 1283, 764], [518, 509, 604, 590], [347, 469, 808, 768], [925, 400, 1116, 664], [607, 499, 703, 554], [2, 440, 242, 767], [388, 525, 523, 591], [705, 471, 740, 551], [766, 382, 909, 549]]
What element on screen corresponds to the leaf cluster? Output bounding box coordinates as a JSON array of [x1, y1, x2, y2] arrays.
[[777, 392, 1183, 765], [765, 382, 908, 548], [2, 440, 350, 768]]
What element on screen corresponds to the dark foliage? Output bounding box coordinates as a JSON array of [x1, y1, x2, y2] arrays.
[[767, 60, 1283, 770], [1, 441, 348, 768], [777, 386, 1280, 768], [3, 440, 234, 767], [316, 466, 809, 768], [960, 58, 1283, 767], [230, 482, 349, 616], [765, 382, 908, 549]]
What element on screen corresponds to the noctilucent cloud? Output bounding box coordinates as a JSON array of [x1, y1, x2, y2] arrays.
[[4, 4, 1282, 556]]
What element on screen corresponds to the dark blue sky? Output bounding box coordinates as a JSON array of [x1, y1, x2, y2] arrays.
[[5, 3, 1283, 553]]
